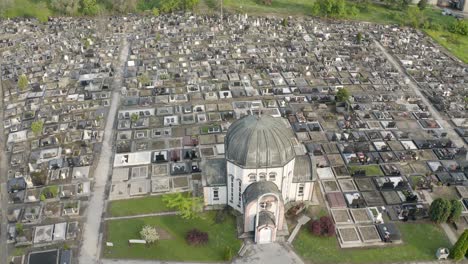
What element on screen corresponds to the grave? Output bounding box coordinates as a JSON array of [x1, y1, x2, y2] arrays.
[[331, 209, 353, 225], [358, 225, 382, 243]]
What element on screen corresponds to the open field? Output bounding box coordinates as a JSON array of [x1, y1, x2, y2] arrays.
[[293, 223, 451, 264], [103, 211, 241, 261], [107, 195, 172, 217]]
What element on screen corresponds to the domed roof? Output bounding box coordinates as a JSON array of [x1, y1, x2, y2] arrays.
[[225, 115, 296, 168]]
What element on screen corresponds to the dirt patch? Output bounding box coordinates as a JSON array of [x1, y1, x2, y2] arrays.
[[156, 227, 173, 240]]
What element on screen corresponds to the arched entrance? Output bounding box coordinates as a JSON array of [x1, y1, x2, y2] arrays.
[[258, 226, 272, 244]]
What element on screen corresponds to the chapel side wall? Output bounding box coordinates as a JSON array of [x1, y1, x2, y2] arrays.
[[203, 186, 227, 206]]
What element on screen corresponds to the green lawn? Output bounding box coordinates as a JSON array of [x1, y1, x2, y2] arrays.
[[293, 223, 451, 264], [425, 30, 468, 63], [348, 165, 384, 176], [2, 0, 51, 22], [108, 195, 173, 217], [220, 0, 315, 16], [103, 211, 241, 261]]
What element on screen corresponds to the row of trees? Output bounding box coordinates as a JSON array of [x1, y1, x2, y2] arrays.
[[429, 198, 462, 224]]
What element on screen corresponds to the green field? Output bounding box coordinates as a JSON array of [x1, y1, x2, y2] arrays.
[[1, 0, 51, 22], [107, 195, 173, 217], [293, 223, 451, 264], [103, 211, 241, 261]]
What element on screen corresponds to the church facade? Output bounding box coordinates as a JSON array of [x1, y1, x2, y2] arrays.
[[202, 115, 315, 244]]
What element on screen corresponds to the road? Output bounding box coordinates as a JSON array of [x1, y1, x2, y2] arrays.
[[373, 40, 467, 149], [0, 48, 10, 264], [78, 36, 129, 264]]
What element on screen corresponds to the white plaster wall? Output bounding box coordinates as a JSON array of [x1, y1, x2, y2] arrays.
[[289, 182, 314, 202], [203, 186, 227, 206]]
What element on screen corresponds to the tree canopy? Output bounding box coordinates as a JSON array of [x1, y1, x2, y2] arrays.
[[336, 87, 350, 102], [81, 0, 98, 15], [31, 120, 44, 135], [18, 74, 28, 91], [429, 198, 452, 224], [163, 192, 203, 220], [449, 230, 468, 261]]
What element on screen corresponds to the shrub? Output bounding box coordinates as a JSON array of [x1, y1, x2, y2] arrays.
[[186, 229, 209, 246], [448, 200, 463, 223], [450, 230, 468, 261], [417, 0, 427, 10], [429, 198, 451, 223], [449, 20, 468, 36], [320, 216, 335, 237], [140, 225, 160, 244], [16, 223, 24, 236], [309, 216, 335, 237]]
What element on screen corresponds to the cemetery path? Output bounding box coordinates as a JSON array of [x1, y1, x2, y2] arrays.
[[104, 211, 178, 221], [0, 53, 9, 264], [373, 40, 467, 149], [79, 35, 129, 264]]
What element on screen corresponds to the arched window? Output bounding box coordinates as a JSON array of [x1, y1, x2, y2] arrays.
[[268, 172, 276, 181], [259, 173, 266, 181], [248, 173, 256, 182]]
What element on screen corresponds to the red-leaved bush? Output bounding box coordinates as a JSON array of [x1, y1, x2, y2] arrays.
[[186, 229, 209, 246], [309, 216, 335, 237]]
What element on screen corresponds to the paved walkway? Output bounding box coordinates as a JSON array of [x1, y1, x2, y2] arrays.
[[287, 215, 310, 244], [104, 211, 178, 221], [232, 242, 304, 264], [79, 36, 129, 264], [0, 51, 9, 264]]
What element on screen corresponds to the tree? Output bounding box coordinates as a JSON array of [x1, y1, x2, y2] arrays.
[[356, 32, 363, 44], [336, 87, 350, 102], [312, 0, 350, 18], [18, 74, 28, 91], [163, 192, 203, 219], [131, 113, 139, 122], [261, 0, 273, 5], [450, 230, 468, 261], [281, 18, 288, 27], [152, 8, 160, 16], [51, 0, 80, 15], [448, 200, 463, 223], [417, 0, 427, 10], [31, 120, 44, 136], [406, 7, 426, 28], [429, 198, 452, 223], [140, 225, 160, 244], [81, 0, 98, 15], [137, 72, 150, 86]]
